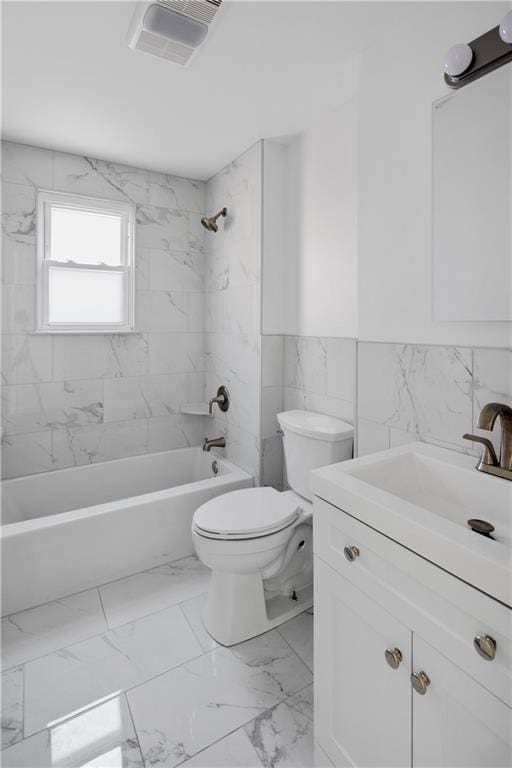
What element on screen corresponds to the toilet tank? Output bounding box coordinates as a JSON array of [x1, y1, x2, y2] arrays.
[[277, 410, 353, 501]]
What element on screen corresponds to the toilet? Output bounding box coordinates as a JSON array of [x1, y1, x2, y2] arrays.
[[192, 410, 354, 646]]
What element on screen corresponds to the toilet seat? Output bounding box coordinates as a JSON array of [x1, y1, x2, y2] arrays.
[[193, 487, 300, 540]]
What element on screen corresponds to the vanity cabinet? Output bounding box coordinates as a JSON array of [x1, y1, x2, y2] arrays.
[[313, 497, 512, 768], [315, 558, 411, 767], [412, 636, 512, 768]]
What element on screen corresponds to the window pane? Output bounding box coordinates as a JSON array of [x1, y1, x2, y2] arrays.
[[50, 207, 123, 265], [48, 267, 124, 324]]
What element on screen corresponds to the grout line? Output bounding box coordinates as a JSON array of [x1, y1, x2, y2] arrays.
[[174, 721, 265, 768], [95, 587, 109, 630], [21, 661, 26, 743], [160, 680, 314, 768], [123, 690, 146, 767], [177, 599, 215, 654], [275, 611, 314, 674]]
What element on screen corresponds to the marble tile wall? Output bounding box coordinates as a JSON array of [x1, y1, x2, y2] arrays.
[[356, 342, 512, 457], [204, 143, 264, 482], [261, 335, 357, 490], [1, 141, 207, 478], [283, 336, 356, 424]]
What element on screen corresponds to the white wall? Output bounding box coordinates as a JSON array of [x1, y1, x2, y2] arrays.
[[261, 140, 294, 335], [357, 1, 512, 347], [265, 3, 511, 348], [262, 97, 359, 339]]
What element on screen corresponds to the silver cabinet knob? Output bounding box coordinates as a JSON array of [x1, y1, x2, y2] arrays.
[[411, 671, 431, 695], [344, 545, 360, 562], [385, 647, 403, 669], [474, 634, 497, 661]]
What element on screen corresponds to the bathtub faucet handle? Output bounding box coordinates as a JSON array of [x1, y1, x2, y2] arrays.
[[208, 386, 230, 414]]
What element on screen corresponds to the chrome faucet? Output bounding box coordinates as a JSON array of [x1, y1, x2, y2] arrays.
[[463, 402, 512, 481], [202, 436, 226, 452], [208, 386, 230, 415]]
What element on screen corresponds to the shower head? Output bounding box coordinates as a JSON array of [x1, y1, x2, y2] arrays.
[[201, 207, 227, 232]]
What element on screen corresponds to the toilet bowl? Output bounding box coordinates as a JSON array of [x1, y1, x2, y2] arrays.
[[192, 410, 353, 646]]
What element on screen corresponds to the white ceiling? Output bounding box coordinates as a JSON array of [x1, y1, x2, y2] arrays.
[[2, 0, 398, 179]]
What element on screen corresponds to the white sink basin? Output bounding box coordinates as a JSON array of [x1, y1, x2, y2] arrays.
[[311, 442, 512, 606]]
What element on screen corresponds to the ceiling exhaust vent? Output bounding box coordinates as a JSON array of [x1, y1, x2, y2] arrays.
[[127, 0, 223, 66]]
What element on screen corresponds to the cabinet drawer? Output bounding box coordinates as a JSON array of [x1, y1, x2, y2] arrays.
[[314, 496, 512, 707]]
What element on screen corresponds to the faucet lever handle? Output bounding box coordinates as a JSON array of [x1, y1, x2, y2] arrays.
[[208, 386, 230, 414], [462, 434, 499, 467]]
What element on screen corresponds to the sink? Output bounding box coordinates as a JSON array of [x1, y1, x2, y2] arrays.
[[311, 442, 512, 606]]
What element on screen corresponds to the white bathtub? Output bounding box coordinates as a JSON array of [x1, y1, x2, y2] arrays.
[[1, 447, 252, 616]]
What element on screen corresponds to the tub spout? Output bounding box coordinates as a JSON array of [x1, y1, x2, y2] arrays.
[[203, 436, 226, 452]]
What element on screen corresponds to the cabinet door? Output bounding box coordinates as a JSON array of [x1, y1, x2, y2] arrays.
[[315, 557, 411, 767], [412, 635, 512, 767]]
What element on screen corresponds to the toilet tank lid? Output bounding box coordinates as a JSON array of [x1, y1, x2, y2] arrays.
[[277, 410, 354, 442]]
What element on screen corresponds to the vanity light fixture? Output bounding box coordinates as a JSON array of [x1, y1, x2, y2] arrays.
[[443, 15, 512, 88], [499, 10, 512, 44], [443, 43, 473, 77]]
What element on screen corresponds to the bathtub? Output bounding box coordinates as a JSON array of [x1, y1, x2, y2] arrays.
[[1, 447, 252, 616]]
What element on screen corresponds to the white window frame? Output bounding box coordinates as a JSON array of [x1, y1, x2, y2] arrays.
[[36, 190, 136, 333]]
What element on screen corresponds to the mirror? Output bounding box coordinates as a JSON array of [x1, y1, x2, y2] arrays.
[[432, 66, 511, 322]]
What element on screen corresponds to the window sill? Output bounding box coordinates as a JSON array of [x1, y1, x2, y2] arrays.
[[30, 329, 142, 335]]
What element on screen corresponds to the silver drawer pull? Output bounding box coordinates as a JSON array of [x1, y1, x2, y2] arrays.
[[385, 647, 403, 669], [344, 545, 360, 562], [474, 634, 497, 661], [411, 671, 430, 695]]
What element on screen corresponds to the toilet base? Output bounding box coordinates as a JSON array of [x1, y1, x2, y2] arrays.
[[203, 569, 313, 646]]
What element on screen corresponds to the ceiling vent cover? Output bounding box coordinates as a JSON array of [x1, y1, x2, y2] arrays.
[[128, 0, 223, 66]]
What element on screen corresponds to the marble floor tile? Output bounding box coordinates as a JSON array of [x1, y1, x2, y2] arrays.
[[24, 604, 203, 737], [245, 685, 314, 768], [278, 611, 314, 671], [99, 555, 211, 628], [0, 694, 143, 768], [2, 590, 107, 670], [181, 728, 262, 768], [179, 594, 219, 653], [127, 629, 313, 768], [1, 666, 23, 749]]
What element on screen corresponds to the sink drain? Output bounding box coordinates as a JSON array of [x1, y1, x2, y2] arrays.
[[467, 518, 495, 538]]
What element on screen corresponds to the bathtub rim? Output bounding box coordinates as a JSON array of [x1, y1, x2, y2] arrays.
[[1, 448, 252, 538]]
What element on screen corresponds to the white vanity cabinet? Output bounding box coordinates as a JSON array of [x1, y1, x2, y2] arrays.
[[412, 636, 512, 768], [315, 558, 411, 767], [313, 496, 512, 768]]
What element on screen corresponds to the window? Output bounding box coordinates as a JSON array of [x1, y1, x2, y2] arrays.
[[36, 190, 135, 332]]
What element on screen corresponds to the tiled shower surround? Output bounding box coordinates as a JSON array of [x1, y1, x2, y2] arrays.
[[1, 141, 207, 479], [204, 143, 264, 482]]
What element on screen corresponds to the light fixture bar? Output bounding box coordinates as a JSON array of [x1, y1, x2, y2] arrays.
[[444, 23, 512, 89]]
